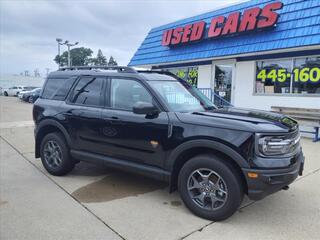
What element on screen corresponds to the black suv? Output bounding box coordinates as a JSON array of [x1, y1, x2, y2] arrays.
[[33, 66, 304, 220]]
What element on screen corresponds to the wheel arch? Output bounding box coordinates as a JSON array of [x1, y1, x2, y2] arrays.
[[168, 140, 249, 193], [35, 119, 71, 158]]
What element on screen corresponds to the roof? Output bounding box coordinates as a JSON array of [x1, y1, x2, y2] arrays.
[[129, 0, 320, 67]]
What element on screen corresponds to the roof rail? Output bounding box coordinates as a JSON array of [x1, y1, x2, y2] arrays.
[[137, 69, 177, 77], [59, 65, 137, 73]]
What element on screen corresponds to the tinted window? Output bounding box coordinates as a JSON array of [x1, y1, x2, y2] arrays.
[[71, 77, 104, 106], [42, 77, 76, 100], [149, 80, 215, 112], [110, 78, 153, 111]]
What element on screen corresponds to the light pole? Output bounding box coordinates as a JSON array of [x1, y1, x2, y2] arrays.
[[65, 41, 79, 67], [55, 38, 65, 69]]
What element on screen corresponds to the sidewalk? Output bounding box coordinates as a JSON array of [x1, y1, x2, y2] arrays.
[[0, 138, 121, 240]]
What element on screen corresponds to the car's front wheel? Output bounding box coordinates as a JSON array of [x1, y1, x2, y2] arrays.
[[28, 96, 33, 103], [40, 132, 75, 176], [4, 91, 8, 96], [178, 154, 243, 221]]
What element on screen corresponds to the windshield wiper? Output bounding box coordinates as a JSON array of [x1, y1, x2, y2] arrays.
[[204, 106, 216, 110]]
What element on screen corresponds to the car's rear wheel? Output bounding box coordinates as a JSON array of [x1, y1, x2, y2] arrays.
[[28, 96, 33, 103], [40, 132, 75, 176], [4, 91, 8, 96], [178, 154, 243, 221]]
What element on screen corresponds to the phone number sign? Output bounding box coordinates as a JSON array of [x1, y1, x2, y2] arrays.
[[257, 67, 320, 83]]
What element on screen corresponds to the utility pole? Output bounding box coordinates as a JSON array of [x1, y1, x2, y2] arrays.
[[65, 41, 79, 67]]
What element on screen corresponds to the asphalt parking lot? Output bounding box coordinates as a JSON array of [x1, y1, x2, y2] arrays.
[[0, 96, 319, 240]]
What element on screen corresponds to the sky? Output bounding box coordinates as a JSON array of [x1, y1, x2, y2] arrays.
[[0, 0, 246, 76]]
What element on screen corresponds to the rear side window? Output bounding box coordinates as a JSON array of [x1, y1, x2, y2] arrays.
[[42, 77, 76, 100], [70, 76, 104, 106]]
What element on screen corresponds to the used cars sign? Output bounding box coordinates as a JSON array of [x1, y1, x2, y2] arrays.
[[162, 1, 283, 46]]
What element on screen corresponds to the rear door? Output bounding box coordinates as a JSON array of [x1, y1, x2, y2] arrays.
[[65, 76, 106, 154]]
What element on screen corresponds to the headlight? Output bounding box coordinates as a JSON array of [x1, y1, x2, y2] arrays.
[[258, 134, 300, 156]]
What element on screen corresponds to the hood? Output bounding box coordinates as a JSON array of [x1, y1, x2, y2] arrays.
[[176, 107, 298, 133]]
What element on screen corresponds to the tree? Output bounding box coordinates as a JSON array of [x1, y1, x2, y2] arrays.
[[54, 47, 93, 66], [91, 49, 107, 66], [108, 56, 118, 66]]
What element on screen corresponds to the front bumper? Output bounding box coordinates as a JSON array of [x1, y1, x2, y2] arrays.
[[242, 151, 304, 200]]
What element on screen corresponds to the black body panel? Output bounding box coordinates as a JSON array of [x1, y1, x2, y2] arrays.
[[33, 69, 303, 201]]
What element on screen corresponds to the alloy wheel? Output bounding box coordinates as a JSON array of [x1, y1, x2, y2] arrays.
[[187, 168, 228, 210], [43, 140, 63, 168]]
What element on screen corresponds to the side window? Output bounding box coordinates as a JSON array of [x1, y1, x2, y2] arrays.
[[71, 76, 104, 106], [42, 77, 77, 100], [110, 78, 153, 111]]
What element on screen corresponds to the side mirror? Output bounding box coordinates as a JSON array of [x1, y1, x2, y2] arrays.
[[133, 101, 159, 115]]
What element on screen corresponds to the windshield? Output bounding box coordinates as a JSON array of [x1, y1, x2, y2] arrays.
[[149, 80, 216, 112]]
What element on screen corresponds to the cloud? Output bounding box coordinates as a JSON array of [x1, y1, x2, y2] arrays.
[[0, 0, 246, 76]]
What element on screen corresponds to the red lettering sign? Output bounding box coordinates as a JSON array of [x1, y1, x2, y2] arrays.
[[162, 29, 172, 46], [257, 2, 283, 29], [238, 7, 261, 32], [190, 21, 206, 41], [221, 12, 240, 35], [208, 16, 225, 38], [161, 1, 283, 46], [171, 27, 183, 45]]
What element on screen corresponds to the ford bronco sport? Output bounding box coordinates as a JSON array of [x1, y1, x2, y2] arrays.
[[33, 66, 304, 220]]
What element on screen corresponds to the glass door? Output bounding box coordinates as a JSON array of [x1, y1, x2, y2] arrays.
[[213, 63, 234, 104]]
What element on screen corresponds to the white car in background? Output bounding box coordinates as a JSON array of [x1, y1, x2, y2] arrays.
[[3, 86, 25, 96], [17, 86, 38, 99]]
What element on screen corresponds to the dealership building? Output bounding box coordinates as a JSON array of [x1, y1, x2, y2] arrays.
[[129, 0, 320, 110]]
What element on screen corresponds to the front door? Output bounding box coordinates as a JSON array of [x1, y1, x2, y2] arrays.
[[213, 62, 235, 105], [101, 77, 169, 168]]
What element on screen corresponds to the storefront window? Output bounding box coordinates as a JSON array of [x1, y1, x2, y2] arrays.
[[292, 57, 320, 94], [255, 56, 320, 95], [256, 59, 292, 94], [164, 67, 198, 86]]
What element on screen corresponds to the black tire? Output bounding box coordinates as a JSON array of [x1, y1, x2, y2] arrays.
[[28, 96, 33, 103], [40, 132, 75, 176], [4, 91, 8, 96], [178, 154, 243, 221]]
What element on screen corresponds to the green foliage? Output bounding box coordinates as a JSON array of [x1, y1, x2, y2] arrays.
[[108, 56, 118, 66], [91, 49, 107, 66], [54, 48, 118, 67], [54, 47, 93, 66]]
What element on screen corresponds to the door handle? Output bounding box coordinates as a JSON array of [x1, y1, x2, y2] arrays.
[[103, 116, 118, 121], [103, 116, 124, 125]]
